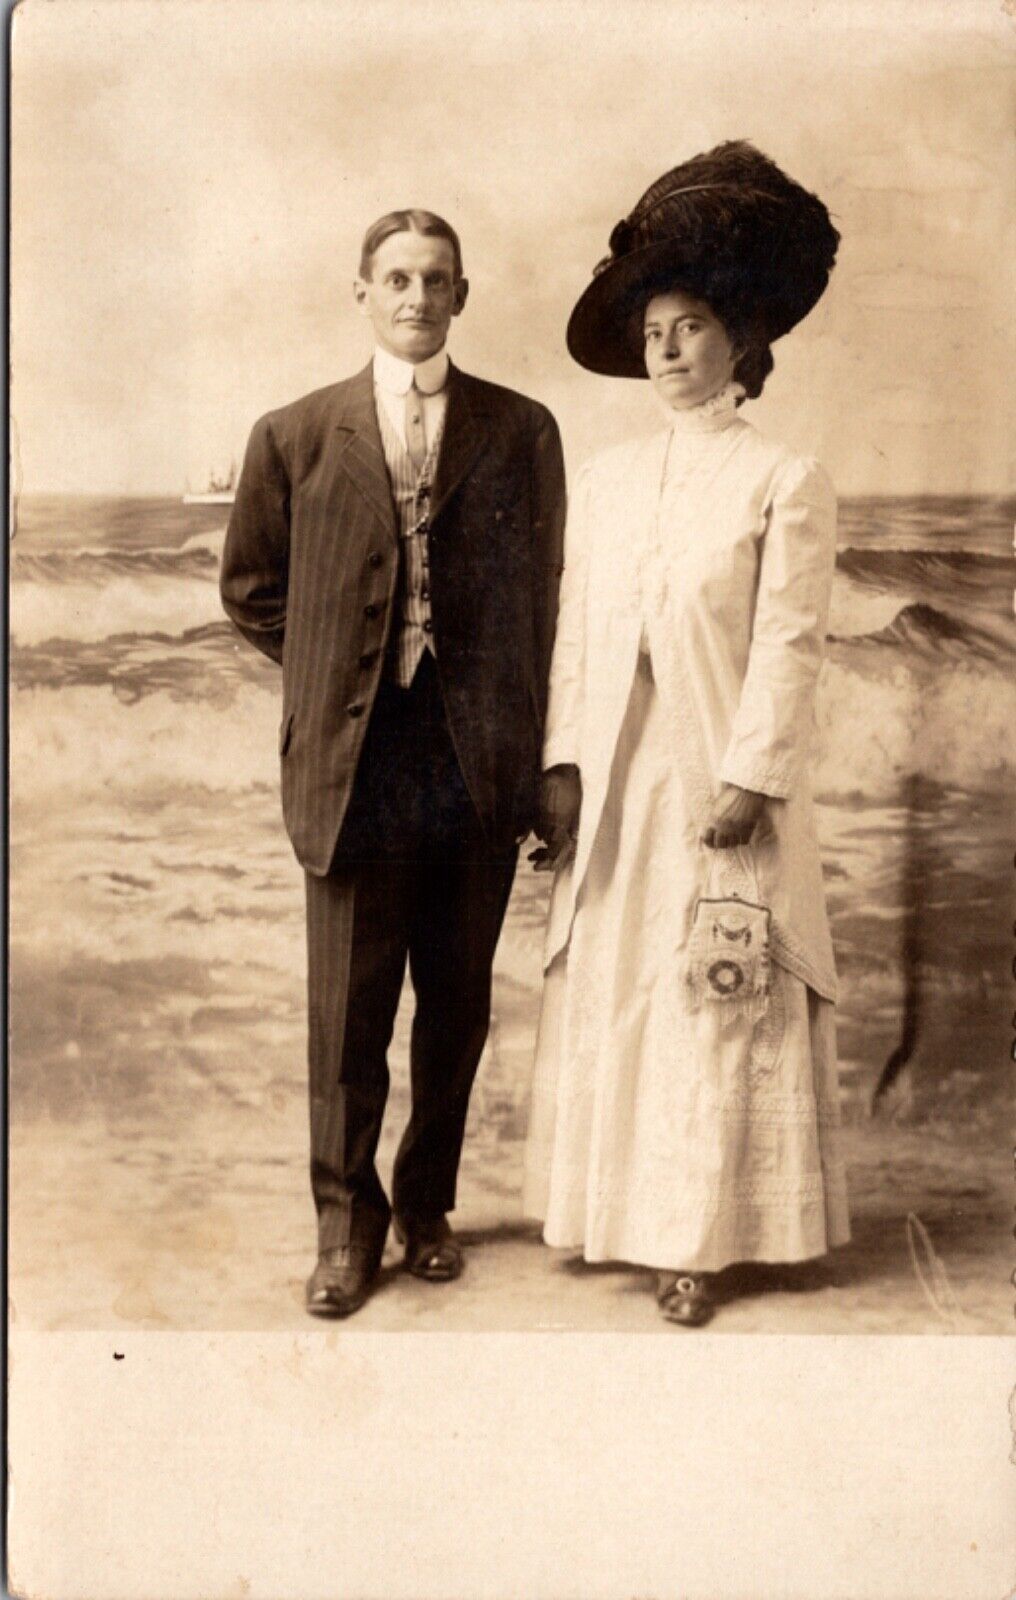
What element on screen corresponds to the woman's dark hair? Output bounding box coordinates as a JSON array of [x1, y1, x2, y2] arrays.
[[723, 311, 774, 401], [731, 342, 774, 400], [628, 273, 775, 401], [359, 209, 464, 281]]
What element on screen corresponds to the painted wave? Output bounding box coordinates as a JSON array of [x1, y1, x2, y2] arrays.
[[10, 643, 1013, 811], [10, 622, 270, 701], [11, 529, 226, 585], [830, 601, 1015, 665], [815, 653, 1014, 799], [9, 494, 1014, 809], [13, 573, 1014, 688], [13, 536, 1014, 657], [835, 547, 1012, 611], [10, 573, 228, 647], [836, 494, 1014, 555]]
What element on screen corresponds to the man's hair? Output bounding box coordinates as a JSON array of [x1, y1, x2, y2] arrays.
[[359, 209, 464, 281]]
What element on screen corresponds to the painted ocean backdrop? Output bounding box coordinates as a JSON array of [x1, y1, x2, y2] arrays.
[[9, 489, 1014, 1325]]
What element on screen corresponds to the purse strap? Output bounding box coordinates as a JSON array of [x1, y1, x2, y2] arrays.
[[695, 839, 762, 905]]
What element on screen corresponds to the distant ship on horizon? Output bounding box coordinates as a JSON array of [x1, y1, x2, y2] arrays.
[[183, 462, 237, 505]]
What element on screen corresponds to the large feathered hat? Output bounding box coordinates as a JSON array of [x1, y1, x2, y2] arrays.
[[566, 141, 839, 379]]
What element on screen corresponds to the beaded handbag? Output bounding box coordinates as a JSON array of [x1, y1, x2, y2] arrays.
[[685, 850, 772, 1024]]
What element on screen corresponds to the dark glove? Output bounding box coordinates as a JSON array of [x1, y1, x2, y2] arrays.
[[530, 764, 582, 873], [700, 783, 767, 849]]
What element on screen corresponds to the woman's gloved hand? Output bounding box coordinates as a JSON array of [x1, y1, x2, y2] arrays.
[[700, 783, 767, 849], [530, 764, 582, 873]]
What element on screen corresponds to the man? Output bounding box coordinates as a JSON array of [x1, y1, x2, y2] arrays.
[[221, 210, 566, 1317]]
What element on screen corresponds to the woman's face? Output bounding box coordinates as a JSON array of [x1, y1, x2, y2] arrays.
[[643, 291, 739, 410]]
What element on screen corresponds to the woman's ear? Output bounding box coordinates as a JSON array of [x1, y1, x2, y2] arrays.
[[729, 337, 748, 367]]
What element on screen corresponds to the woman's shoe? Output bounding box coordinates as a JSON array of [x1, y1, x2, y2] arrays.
[[656, 1271, 715, 1327]]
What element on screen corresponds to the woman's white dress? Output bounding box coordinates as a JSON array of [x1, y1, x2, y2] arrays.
[[523, 387, 850, 1272]]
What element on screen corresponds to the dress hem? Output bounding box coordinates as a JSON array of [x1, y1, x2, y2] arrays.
[[526, 1218, 852, 1276]]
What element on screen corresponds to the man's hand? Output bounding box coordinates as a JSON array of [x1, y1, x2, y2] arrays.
[[700, 784, 766, 850], [530, 764, 582, 873]]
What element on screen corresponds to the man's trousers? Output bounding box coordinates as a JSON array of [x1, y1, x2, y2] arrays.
[[305, 653, 518, 1257]]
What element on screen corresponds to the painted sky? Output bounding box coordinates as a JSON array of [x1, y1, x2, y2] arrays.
[[11, 0, 1014, 495]]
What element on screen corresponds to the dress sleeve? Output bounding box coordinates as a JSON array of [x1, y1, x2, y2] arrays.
[[718, 455, 837, 799], [541, 459, 593, 770]]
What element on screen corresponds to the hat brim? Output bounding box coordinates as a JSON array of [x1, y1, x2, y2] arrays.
[[565, 236, 817, 379], [566, 239, 718, 379]]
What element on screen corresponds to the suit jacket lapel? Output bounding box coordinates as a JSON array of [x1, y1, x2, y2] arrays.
[[333, 363, 397, 542], [428, 366, 488, 525]]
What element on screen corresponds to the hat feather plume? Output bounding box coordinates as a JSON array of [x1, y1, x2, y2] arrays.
[[610, 141, 838, 278], [569, 139, 839, 378]]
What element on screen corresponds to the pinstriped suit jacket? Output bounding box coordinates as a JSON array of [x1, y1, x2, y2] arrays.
[[220, 361, 567, 875]]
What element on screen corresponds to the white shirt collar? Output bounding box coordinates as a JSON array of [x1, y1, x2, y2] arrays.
[[373, 344, 449, 397]]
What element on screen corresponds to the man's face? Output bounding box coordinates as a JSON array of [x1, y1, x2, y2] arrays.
[[354, 231, 467, 363]]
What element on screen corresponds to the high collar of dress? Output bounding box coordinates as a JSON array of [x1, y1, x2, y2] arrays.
[[373, 344, 449, 396], [659, 380, 745, 435]]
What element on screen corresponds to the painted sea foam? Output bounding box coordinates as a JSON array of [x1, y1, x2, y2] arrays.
[[11, 494, 1015, 801], [9, 490, 1015, 1138]]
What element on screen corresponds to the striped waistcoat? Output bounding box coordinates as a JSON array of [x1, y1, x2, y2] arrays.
[[375, 400, 444, 687]]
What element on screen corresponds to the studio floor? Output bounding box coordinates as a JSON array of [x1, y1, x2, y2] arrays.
[[10, 1077, 1009, 1334]]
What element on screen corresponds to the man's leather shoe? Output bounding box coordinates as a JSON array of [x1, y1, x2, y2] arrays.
[[393, 1214, 463, 1282], [305, 1247, 379, 1318]]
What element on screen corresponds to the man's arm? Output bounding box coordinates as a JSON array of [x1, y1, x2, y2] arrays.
[[533, 455, 591, 869], [220, 412, 291, 665], [529, 406, 567, 726]]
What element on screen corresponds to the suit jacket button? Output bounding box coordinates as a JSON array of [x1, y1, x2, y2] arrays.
[[364, 602, 382, 619], [358, 651, 376, 669], [422, 619, 434, 634], [347, 702, 365, 718], [367, 552, 383, 568]]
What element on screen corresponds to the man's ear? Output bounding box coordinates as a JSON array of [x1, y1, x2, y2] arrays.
[[353, 277, 372, 318], [451, 277, 469, 317]]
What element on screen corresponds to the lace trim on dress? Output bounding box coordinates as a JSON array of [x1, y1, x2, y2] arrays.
[[555, 1172, 836, 1204], [656, 379, 745, 433], [749, 972, 787, 1082], [535, 1080, 844, 1125]]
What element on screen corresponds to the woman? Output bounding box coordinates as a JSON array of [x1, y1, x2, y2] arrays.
[[524, 142, 850, 1327]]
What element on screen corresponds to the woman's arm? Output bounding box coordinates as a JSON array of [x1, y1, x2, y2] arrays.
[[717, 454, 837, 800], [534, 461, 593, 868]]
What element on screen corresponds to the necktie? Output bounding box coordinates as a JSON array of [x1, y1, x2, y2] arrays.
[[405, 383, 428, 474]]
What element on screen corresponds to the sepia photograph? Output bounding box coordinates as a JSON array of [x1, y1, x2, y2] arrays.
[[7, 0, 1015, 1594]]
